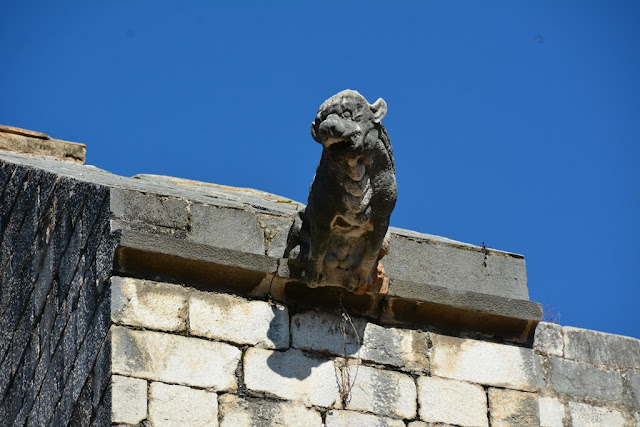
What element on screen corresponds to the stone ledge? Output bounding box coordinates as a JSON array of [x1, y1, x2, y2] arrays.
[[0, 125, 86, 164]]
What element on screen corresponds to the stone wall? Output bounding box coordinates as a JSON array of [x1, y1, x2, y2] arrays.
[[111, 276, 640, 426], [0, 160, 118, 426]]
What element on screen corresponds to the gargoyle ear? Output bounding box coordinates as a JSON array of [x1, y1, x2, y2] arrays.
[[370, 98, 387, 123]]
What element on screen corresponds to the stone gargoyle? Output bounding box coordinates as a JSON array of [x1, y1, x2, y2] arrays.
[[285, 90, 397, 294]]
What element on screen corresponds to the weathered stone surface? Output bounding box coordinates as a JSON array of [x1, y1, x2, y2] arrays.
[[260, 215, 292, 258], [384, 227, 529, 300], [534, 322, 563, 357], [563, 326, 640, 368], [407, 422, 456, 427], [629, 370, 640, 408], [111, 326, 240, 390], [548, 356, 624, 402], [345, 365, 416, 419], [567, 402, 627, 426], [243, 348, 340, 407], [488, 388, 539, 427], [218, 393, 321, 427], [189, 202, 265, 255], [291, 311, 429, 372], [325, 409, 405, 427], [189, 290, 288, 349], [111, 277, 188, 331], [111, 375, 147, 424], [430, 334, 541, 391], [286, 90, 397, 293], [538, 396, 565, 427], [0, 125, 86, 163], [417, 376, 488, 427], [111, 188, 189, 230], [148, 382, 218, 426]]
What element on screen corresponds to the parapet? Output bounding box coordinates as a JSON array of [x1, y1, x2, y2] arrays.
[[2, 127, 637, 426]]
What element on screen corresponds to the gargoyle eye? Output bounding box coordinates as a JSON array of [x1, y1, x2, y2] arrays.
[[343, 111, 351, 118]]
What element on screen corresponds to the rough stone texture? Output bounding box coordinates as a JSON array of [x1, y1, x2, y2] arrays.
[[548, 356, 624, 402], [384, 227, 529, 300], [111, 277, 188, 332], [325, 409, 405, 427], [0, 125, 86, 163], [417, 376, 487, 427], [630, 370, 640, 408], [430, 333, 541, 391], [567, 401, 627, 427], [243, 347, 340, 407], [563, 326, 640, 368], [407, 423, 456, 427], [291, 311, 429, 372], [0, 159, 117, 426], [286, 90, 397, 293], [110, 188, 190, 231], [148, 381, 218, 426], [111, 375, 147, 424], [189, 290, 289, 349], [218, 393, 321, 427], [538, 396, 565, 427], [189, 202, 266, 255], [111, 326, 240, 390], [488, 388, 540, 427], [345, 364, 416, 419], [534, 322, 563, 357]]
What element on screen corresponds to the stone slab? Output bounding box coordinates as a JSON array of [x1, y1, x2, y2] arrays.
[[538, 396, 565, 427], [344, 364, 417, 419], [111, 277, 188, 332], [418, 376, 488, 427], [111, 326, 240, 391], [243, 347, 340, 407], [567, 402, 627, 427], [534, 322, 563, 357], [563, 326, 640, 368], [430, 333, 542, 391], [218, 393, 321, 427], [291, 311, 429, 373], [111, 375, 147, 425], [189, 290, 289, 349], [548, 356, 624, 402], [325, 410, 405, 427], [0, 125, 86, 163], [488, 388, 539, 427], [148, 382, 218, 426]]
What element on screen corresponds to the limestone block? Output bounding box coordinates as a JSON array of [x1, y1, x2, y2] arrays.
[[534, 322, 563, 357], [111, 375, 147, 424], [112, 326, 240, 390], [563, 326, 640, 368], [488, 388, 539, 427], [538, 396, 565, 427], [218, 394, 321, 427], [325, 409, 405, 427], [243, 348, 340, 407], [548, 356, 624, 402], [417, 376, 488, 427], [111, 277, 188, 332], [629, 370, 640, 408], [430, 334, 541, 391], [291, 311, 429, 372], [188, 202, 265, 255], [189, 290, 288, 349], [408, 423, 456, 427], [567, 402, 626, 427], [345, 365, 416, 419], [110, 188, 189, 229], [148, 382, 218, 426]]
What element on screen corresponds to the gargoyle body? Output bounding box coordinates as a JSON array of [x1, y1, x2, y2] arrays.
[[286, 90, 397, 294]]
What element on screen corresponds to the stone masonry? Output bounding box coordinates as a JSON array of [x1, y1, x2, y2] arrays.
[[0, 133, 639, 426]]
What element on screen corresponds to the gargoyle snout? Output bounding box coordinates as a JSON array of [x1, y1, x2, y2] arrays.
[[313, 114, 360, 146]]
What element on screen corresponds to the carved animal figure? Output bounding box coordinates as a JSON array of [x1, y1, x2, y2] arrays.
[[286, 90, 397, 293]]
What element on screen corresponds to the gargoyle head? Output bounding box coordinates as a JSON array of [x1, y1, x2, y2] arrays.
[[311, 89, 387, 149]]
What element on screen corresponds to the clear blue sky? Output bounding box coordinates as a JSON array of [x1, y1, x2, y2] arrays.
[[2, 2, 639, 338]]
